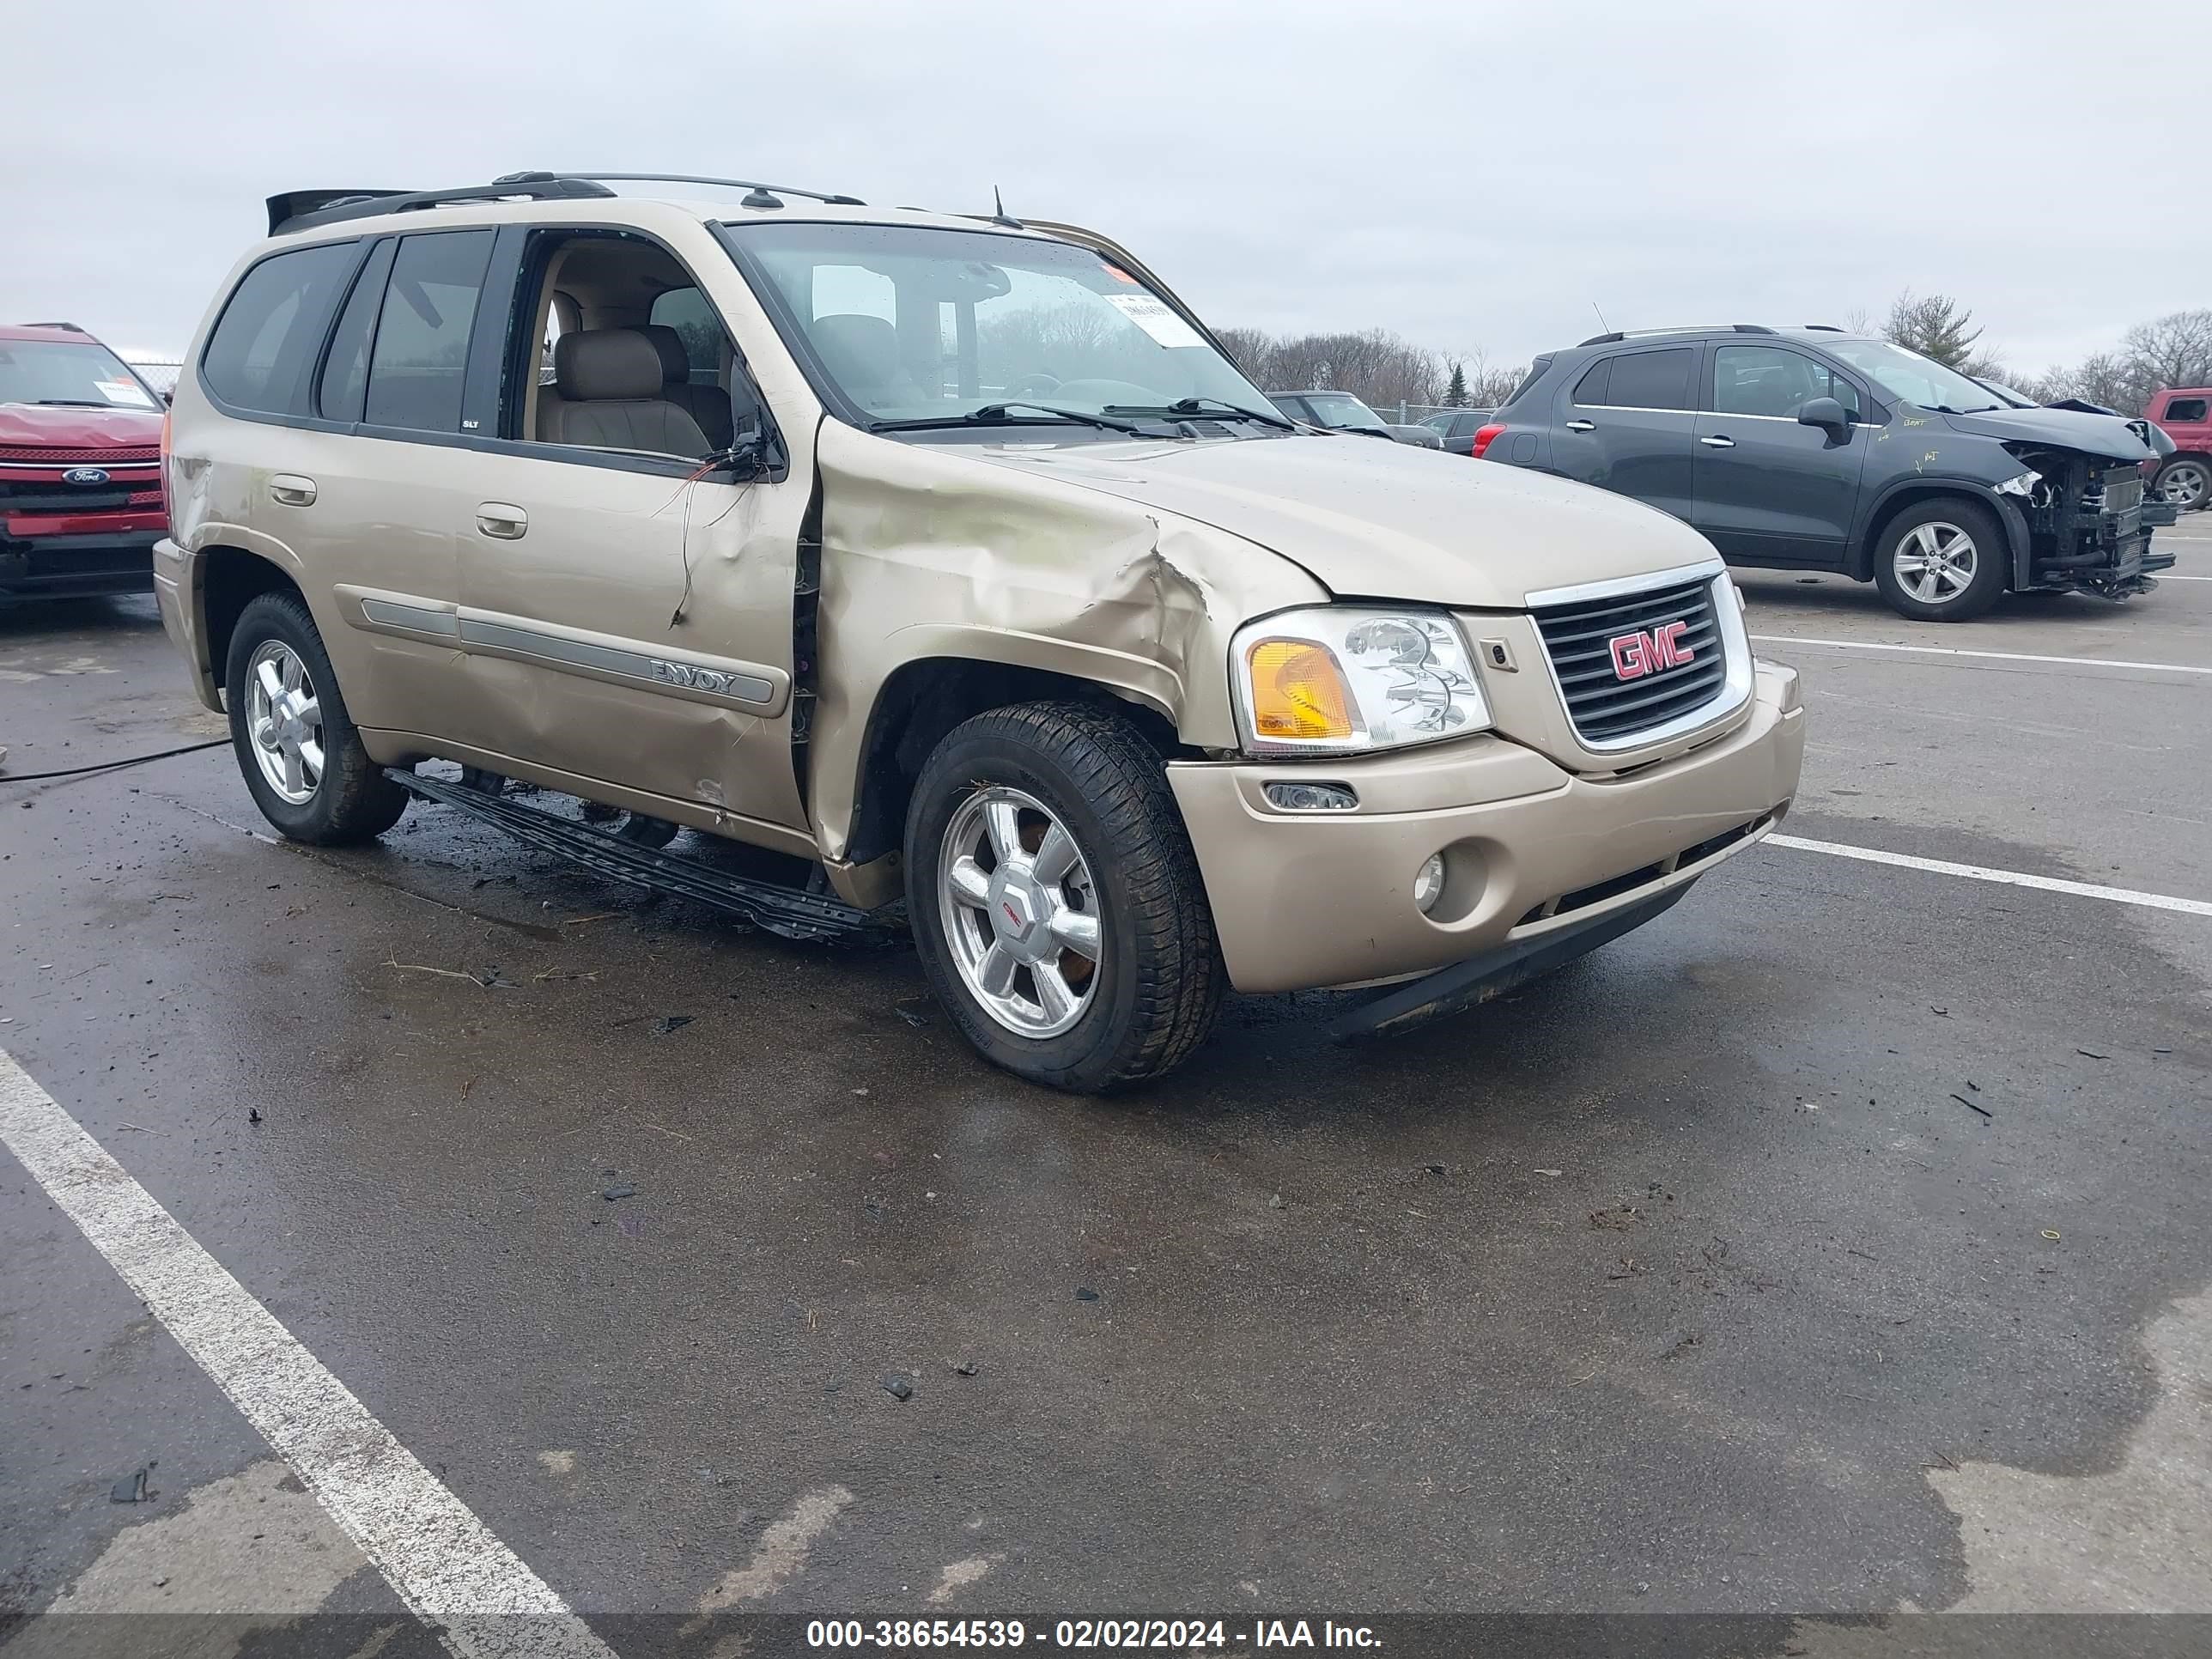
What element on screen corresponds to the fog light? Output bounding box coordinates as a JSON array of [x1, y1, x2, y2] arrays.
[[1413, 853, 1446, 915], [1264, 780, 1358, 811]]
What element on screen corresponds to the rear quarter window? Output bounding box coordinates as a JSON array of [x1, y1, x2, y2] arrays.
[[2164, 396, 2208, 422], [200, 241, 362, 416]]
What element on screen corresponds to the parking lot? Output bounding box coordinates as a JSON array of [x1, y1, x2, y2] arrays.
[[3, 520, 2209, 1650]]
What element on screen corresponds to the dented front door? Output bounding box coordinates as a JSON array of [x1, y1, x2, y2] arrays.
[[454, 447, 810, 836]]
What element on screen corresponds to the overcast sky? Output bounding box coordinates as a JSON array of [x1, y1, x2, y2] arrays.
[[9, 3, 2207, 375]]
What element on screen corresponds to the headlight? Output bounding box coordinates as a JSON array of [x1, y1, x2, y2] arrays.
[[1231, 607, 1491, 756]]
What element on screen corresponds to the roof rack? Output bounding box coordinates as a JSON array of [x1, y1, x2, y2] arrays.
[[562, 173, 866, 208], [1576, 322, 1778, 348], [267, 175, 615, 236], [1802, 323, 1844, 331], [21, 320, 87, 332], [266, 171, 871, 236]]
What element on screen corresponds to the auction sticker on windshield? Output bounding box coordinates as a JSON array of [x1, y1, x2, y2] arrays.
[[1103, 292, 1207, 349], [95, 380, 154, 406]]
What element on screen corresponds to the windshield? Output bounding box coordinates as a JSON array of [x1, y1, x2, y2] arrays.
[[1816, 337, 2001, 414], [723, 222, 1272, 427], [1294, 392, 1389, 430], [0, 339, 157, 410]]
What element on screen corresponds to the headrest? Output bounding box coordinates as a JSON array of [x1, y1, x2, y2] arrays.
[[810, 313, 901, 386], [636, 323, 691, 386], [554, 329, 664, 402]]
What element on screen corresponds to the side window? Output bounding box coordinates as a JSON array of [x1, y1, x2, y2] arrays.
[[363, 230, 495, 433], [1453, 411, 1486, 439], [647, 288, 719, 383], [2166, 397, 2208, 422], [1604, 349, 1693, 411], [201, 241, 362, 416], [1712, 346, 1831, 417], [317, 241, 395, 422], [1571, 358, 1610, 406]]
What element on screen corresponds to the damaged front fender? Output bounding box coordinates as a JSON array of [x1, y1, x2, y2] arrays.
[[805, 420, 1325, 864]]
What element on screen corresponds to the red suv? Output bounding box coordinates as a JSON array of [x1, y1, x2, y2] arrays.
[[2144, 388, 2210, 512], [1, 322, 167, 601]]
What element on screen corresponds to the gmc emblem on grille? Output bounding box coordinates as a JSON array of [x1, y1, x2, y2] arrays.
[[1609, 620, 1695, 681], [62, 466, 112, 486]]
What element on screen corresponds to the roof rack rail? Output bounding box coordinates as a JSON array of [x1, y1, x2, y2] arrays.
[[1802, 323, 1844, 331], [21, 320, 87, 332], [266, 174, 617, 237], [562, 172, 866, 207], [1575, 322, 1778, 348]]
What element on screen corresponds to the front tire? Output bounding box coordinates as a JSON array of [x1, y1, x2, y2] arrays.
[[1872, 498, 2008, 622], [224, 591, 407, 844], [905, 702, 1224, 1092]]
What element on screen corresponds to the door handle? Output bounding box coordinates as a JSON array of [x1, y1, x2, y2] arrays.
[[1565, 419, 1595, 433], [269, 474, 317, 507], [1699, 434, 1736, 448], [475, 503, 528, 540]]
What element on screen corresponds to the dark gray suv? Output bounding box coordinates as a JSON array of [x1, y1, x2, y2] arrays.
[[1483, 325, 2178, 621]]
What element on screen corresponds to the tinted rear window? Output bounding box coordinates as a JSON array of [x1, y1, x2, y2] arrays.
[[1571, 358, 1610, 405], [2166, 397, 2208, 422], [363, 230, 495, 433], [201, 241, 362, 416], [1497, 354, 1551, 410], [1602, 348, 1694, 410]]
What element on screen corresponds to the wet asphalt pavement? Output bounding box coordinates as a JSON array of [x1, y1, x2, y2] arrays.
[[3, 526, 2209, 1652]]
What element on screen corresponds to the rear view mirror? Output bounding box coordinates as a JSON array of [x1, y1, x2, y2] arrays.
[[1797, 397, 1849, 434]]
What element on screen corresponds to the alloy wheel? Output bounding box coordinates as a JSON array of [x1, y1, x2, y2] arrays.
[[245, 639, 325, 805], [2160, 460, 2209, 510], [1893, 521, 1978, 604], [938, 786, 1102, 1037]]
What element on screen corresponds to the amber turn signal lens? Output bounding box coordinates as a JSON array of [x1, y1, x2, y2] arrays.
[[1247, 641, 1355, 740]]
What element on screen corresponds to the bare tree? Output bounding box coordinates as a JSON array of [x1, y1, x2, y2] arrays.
[[1210, 325, 1445, 408], [2119, 309, 2212, 395]]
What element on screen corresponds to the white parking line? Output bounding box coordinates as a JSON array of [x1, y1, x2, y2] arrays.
[[1771, 835, 2212, 918], [0, 1050, 616, 1659], [1751, 635, 2212, 676]]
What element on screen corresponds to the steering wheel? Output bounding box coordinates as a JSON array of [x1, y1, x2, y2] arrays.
[[1000, 373, 1060, 399]]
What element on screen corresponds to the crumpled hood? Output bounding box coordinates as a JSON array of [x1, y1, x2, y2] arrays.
[[1937, 404, 2154, 462], [953, 432, 1720, 610], [0, 402, 164, 451]]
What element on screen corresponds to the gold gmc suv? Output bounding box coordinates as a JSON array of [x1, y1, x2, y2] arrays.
[[157, 172, 1805, 1091]]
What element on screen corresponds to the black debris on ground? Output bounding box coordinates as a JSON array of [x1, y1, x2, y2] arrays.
[[108, 1464, 154, 1504], [1074, 1286, 1101, 1303], [650, 1015, 693, 1036], [881, 1374, 914, 1402], [602, 1183, 637, 1201]]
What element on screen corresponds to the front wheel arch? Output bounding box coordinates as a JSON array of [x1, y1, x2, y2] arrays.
[[1852, 482, 2029, 587]]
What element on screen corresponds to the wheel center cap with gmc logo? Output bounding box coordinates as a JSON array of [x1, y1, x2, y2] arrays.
[[988, 872, 1049, 961]]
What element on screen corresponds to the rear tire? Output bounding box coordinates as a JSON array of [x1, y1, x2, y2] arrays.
[[224, 591, 407, 844], [1872, 498, 2008, 622], [2154, 456, 2209, 513], [905, 702, 1224, 1092]]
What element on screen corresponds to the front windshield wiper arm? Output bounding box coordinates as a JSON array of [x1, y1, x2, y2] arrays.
[[34, 399, 115, 408], [1103, 397, 1296, 431], [870, 401, 1152, 435]]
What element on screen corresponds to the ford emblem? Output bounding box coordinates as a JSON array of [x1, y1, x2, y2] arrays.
[[63, 466, 112, 486]]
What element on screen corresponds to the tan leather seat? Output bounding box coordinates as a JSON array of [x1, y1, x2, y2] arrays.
[[638, 324, 734, 451], [809, 313, 928, 411], [542, 329, 709, 457]]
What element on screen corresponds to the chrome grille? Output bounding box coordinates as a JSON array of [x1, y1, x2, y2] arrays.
[[1534, 574, 1729, 744]]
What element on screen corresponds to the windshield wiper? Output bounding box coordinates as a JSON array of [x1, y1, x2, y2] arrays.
[[870, 401, 1152, 435], [34, 399, 114, 408], [1103, 397, 1295, 431]]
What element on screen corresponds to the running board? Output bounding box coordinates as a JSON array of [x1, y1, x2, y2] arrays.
[[388, 769, 891, 944]]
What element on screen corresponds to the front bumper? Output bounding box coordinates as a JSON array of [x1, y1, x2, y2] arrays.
[[0, 530, 158, 600], [1168, 662, 1805, 994]]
